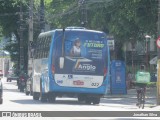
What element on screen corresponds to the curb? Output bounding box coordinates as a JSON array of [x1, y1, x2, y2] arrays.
[[103, 94, 157, 99], [103, 94, 136, 98]]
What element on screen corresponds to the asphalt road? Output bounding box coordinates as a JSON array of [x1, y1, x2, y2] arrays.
[[0, 77, 159, 120], [0, 77, 158, 111]]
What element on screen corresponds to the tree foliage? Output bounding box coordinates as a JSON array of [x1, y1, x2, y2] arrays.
[[106, 0, 158, 42], [0, 0, 159, 68], [0, 0, 41, 71], [0, 0, 29, 72], [45, 0, 79, 28], [44, 0, 158, 60], [44, 0, 158, 42]]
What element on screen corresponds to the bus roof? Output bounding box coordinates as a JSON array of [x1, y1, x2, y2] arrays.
[[55, 28, 104, 34], [39, 28, 105, 37]]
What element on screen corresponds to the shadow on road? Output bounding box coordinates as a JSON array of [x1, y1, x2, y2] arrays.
[[3, 88, 19, 93], [10, 98, 99, 106], [3, 81, 17, 85], [101, 97, 136, 106], [10, 99, 44, 105]]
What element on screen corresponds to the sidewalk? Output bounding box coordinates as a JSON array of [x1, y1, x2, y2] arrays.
[[104, 89, 136, 98], [103, 87, 160, 109], [104, 87, 157, 99]]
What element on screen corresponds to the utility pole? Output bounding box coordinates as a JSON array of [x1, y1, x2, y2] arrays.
[[157, 0, 160, 105], [78, 0, 87, 27], [40, 0, 45, 32], [28, 0, 34, 76], [29, 0, 33, 42], [19, 2, 24, 73]]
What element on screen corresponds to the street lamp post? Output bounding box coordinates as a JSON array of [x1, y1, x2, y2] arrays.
[[145, 35, 151, 70]]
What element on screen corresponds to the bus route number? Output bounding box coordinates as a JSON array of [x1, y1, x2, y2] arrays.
[[91, 83, 99, 86]]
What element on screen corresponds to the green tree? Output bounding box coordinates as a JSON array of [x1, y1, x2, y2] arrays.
[[0, 0, 29, 72], [0, 0, 42, 72], [45, 0, 79, 28], [0, 0, 158, 67], [43, 0, 158, 60], [46, 0, 157, 42]]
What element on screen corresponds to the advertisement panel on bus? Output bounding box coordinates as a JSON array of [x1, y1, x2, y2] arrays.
[[52, 31, 108, 89]]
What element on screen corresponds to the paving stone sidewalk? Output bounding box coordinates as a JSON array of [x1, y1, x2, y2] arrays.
[[103, 87, 160, 109], [104, 87, 157, 99]]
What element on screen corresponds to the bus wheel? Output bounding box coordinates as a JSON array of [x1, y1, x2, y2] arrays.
[[40, 93, 47, 102], [85, 97, 91, 105], [40, 83, 47, 102], [33, 92, 40, 100], [92, 97, 100, 105], [78, 95, 85, 102], [48, 93, 56, 103]]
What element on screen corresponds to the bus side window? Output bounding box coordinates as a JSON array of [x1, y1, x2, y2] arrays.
[[42, 37, 45, 58], [34, 47, 37, 59], [41, 37, 44, 58], [38, 38, 41, 59], [36, 47, 38, 59], [48, 36, 51, 47], [38, 39, 40, 59], [35, 39, 39, 59], [45, 36, 49, 58], [45, 36, 51, 58]]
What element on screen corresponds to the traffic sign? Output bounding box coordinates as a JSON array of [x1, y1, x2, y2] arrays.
[[156, 36, 160, 48]]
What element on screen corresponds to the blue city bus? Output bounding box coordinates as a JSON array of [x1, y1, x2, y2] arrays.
[[32, 27, 110, 104]]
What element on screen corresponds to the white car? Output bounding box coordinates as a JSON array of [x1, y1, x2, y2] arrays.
[[7, 73, 19, 82]]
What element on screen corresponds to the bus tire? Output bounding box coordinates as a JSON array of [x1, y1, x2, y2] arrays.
[[33, 92, 40, 100], [78, 95, 85, 102], [48, 93, 56, 103], [40, 80, 47, 102], [93, 97, 100, 105], [40, 93, 47, 102], [85, 97, 91, 105]]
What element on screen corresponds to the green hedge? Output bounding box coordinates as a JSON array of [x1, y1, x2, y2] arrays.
[[146, 82, 157, 87]]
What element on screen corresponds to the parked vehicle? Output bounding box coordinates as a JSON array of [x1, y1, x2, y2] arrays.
[[0, 78, 3, 104], [7, 73, 19, 82], [18, 73, 27, 92], [6, 68, 18, 82], [8, 68, 14, 74]]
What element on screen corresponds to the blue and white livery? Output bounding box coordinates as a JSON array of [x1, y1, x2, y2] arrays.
[[32, 27, 110, 104]]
